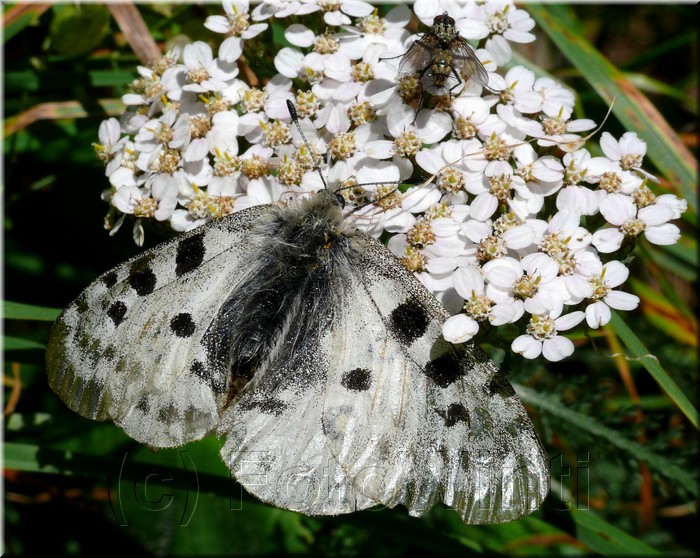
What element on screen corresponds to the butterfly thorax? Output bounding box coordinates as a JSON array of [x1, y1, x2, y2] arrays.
[[207, 191, 357, 407]]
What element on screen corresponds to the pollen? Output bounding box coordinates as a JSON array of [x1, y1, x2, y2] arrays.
[[187, 66, 210, 85], [437, 167, 464, 194], [314, 32, 339, 55], [514, 274, 540, 300], [295, 91, 321, 119], [277, 157, 303, 185], [190, 114, 212, 139], [621, 153, 642, 171], [540, 232, 570, 260], [241, 154, 270, 178], [486, 10, 509, 34], [488, 173, 513, 202], [208, 196, 236, 219], [589, 274, 610, 301], [329, 132, 357, 160], [205, 94, 233, 116], [352, 62, 375, 83], [464, 292, 493, 321], [452, 115, 478, 139], [262, 120, 292, 147], [407, 218, 436, 248], [347, 101, 376, 126], [398, 75, 421, 102], [294, 144, 321, 172], [133, 197, 158, 219], [599, 171, 622, 193], [477, 234, 507, 262], [633, 184, 656, 208], [154, 123, 174, 145], [483, 134, 511, 161], [156, 148, 181, 174], [213, 151, 241, 176], [621, 217, 646, 239], [425, 202, 454, 221], [226, 10, 250, 36], [526, 314, 556, 340], [188, 190, 210, 219], [241, 88, 267, 113], [372, 184, 402, 210], [493, 211, 521, 234], [394, 130, 423, 158], [401, 246, 426, 273], [541, 117, 567, 137], [339, 179, 369, 206], [359, 11, 386, 35]]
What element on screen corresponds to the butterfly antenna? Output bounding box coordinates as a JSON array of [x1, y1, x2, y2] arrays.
[[286, 100, 328, 191]]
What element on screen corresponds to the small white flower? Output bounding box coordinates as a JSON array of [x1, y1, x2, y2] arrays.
[[593, 192, 679, 252], [600, 131, 658, 183], [585, 260, 640, 328], [512, 307, 585, 362]]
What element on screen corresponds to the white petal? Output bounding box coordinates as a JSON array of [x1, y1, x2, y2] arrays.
[[604, 291, 640, 311], [592, 227, 624, 253], [489, 303, 517, 326], [453, 265, 484, 299], [645, 223, 680, 245], [542, 336, 574, 362], [585, 301, 610, 328], [512, 335, 542, 359], [469, 192, 498, 221], [639, 203, 674, 227], [502, 224, 535, 250], [601, 260, 629, 288], [218, 37, 243, 62], [554, 311, 585, 331], [599, 193, 635, 226], [442, 314, 479, 344]]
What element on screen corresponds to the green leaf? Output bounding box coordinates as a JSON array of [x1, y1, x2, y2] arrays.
[[4, 336, 46, 351], [4, 301, 61, 321], [570, 507, 661, 555], [608, 311, 699, 429], [49, 5, 111, 57], [515, 384, 697, 492], [528, 5, 697, 213]]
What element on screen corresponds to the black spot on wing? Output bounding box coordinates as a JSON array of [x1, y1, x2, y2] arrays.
[[423, 352, 465, 388], [239, 397, 287, 416], [75, 293, 89, 314], [190, 360, 227, 395], [484, 371, 516, 397], [176, 234, 205, 277], [341, 368, 372, 392], [170, 313, 196, 338], [128, 266, 157, 296], [107, 301, 127, 326], [435, 403, 470, 427], [102, 271, 118, 288], [136, 396, 150, 413], [389, 297, 429, 345]]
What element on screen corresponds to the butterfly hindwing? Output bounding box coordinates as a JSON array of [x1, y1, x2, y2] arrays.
[[46, 205, 273, 447], [321, 236, 549, 523]]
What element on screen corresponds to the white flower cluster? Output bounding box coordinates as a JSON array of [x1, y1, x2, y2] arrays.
[[94, 0, 687, 362]]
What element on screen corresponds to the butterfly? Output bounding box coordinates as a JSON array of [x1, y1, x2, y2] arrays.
[[46, 101, 548, 524]]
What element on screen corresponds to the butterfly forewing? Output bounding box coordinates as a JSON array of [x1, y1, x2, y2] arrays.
[[46, 205, 272, 447]]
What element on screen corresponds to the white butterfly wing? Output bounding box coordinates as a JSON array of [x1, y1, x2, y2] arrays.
[[217, 332, 378, 515], [46, 205, 273, 448], [322, 237, 549, 523]]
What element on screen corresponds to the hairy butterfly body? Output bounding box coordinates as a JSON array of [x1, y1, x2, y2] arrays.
[[47, 147, 548, 524]]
